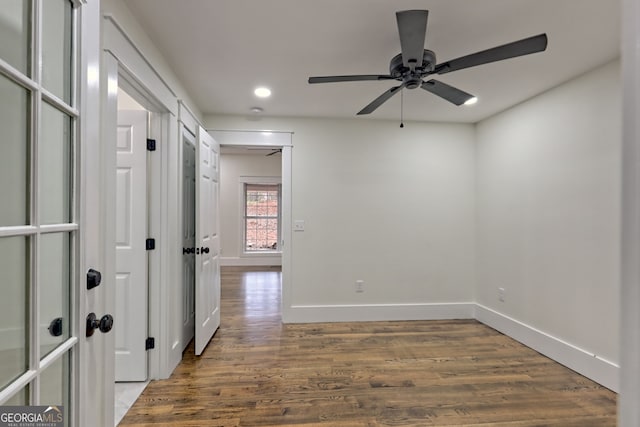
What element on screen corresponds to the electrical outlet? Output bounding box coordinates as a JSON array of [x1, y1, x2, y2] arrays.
[[498, 287, 506, 302], [355, 280, 364, 293]]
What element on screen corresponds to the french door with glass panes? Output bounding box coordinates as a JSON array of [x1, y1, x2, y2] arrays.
[[0, 0, 78, 424]]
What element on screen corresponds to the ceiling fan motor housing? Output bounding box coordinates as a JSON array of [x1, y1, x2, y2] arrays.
[[390, 49, 436, 89]]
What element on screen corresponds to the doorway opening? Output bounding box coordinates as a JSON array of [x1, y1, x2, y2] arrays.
[[213, 130, 292, 327]]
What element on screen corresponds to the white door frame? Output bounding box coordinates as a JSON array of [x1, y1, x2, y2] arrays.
[[102, 14, 183, 382], [77, 1, 108, 426], [620, 0, 640, 424], [209, 130, 293, 322]]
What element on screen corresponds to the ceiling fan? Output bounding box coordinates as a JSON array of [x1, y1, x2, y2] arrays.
[[308, 10, 548, 115], [247, 147, 282, 156]]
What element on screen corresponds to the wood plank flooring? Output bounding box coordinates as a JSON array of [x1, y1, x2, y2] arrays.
[[119, 266, 617, 426]]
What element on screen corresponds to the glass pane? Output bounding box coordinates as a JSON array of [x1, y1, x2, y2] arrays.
[[40, 103, 72, 224], [41, 0, 72, 103], [0, 74, 30, 226], [0, 0, 30, 75], [40, 233, 70, 357], [0, 237, 29, 390], [39, 353, 69, 426], [5, 386, 29, 406]]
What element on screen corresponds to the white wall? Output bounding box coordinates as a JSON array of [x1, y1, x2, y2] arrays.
[[206, 115, 477, 320], [475, 60, 621, 388], [219, 153, 282, 265]]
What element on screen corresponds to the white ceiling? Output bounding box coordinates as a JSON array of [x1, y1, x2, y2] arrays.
[[125, 0, 620, 123]]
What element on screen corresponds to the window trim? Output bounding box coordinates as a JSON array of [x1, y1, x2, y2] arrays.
[[239, 176, 282, 256]]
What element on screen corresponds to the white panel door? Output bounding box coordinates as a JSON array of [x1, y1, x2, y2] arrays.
[[181, 133, 196, 350], [195, 126, 221, 356], [115, 109, 148, 381]]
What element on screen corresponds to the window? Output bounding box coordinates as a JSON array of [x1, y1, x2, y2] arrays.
[[244, 183, 281, 252]]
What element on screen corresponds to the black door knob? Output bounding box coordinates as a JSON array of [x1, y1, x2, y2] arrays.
[[86, 313, 114, 337], [99, 314, 114, 333], [48, 317, 63, 337], [202, 247, 210, 254]]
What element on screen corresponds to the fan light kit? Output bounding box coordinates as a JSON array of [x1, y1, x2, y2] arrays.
[[308, 10, 547, 116]]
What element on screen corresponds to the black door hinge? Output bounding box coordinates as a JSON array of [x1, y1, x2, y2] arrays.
[[146, 238, 156, 250], [145, 337, 155, 350], [147, 138, 156, 151]]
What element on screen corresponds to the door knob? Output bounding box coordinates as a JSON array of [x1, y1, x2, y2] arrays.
[[86, 313, 114, 337], [48, 317, 63, 337], [202, 247, 210, 254]]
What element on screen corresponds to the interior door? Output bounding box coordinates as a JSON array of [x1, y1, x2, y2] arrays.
[[195, 126, 221, 356], [181, 130, 196, 350], [115, 109, 148, 380]]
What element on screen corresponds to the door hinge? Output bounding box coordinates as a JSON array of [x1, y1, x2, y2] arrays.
[[146, 138, 156, 151], [145, 337, 155, 350], [146, 238, 156, 250]]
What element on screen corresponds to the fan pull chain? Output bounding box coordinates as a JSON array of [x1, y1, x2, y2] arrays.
[[400, 88, 405, 128]]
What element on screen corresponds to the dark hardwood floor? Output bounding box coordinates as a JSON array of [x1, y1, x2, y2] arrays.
[[119, 266, 617, 426]]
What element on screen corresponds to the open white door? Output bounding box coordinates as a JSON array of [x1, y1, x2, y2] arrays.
[[181, 130, 197, 350], [195, 126, 221, 355], [115, 109, 149, 380]]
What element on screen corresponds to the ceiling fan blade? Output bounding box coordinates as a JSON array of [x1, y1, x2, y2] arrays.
[[309, 75, 394, 84], [421, 80, 475, 106], [357, 85, 404, 115], [434, 33, 548, 75], [396, 10, 429, 69]]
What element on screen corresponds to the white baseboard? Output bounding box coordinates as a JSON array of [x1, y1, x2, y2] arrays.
[[283, 302, 475, 324], [281, 302, 619, 391], [220, 256, 282, 266], [475, 304, 619, 392]]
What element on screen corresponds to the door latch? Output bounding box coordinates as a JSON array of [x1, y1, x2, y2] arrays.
[[87, 268, 102, 290]]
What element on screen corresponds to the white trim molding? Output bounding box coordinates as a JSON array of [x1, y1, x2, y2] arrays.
[[621, 0, 640, 422], [476, 304, 619, 392], [221, 256, 282, 267], [210, 130, 293, 148], [102, 14, 178, 116], [285, 303, 476, 324], [281, 301, 619, 392]]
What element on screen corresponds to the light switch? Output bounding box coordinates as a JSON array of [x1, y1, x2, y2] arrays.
[[294, 220, 305, 232]]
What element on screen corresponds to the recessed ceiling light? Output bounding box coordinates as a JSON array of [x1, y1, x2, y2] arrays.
[[464, 97, 478, 106], [254, 87, 271, 98], [250, 107, 263, 114]]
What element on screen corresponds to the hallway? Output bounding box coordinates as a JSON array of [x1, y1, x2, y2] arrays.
[[118, 267, 616, 426]]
